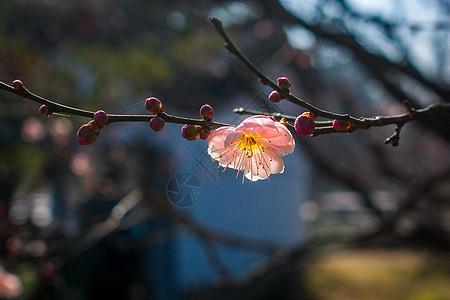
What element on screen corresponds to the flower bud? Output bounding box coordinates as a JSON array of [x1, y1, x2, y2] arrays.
[[268, 91, 282, 103], [39, 105, 52, 117], [277, 77, 291, 91], [145, 97, 162, 114], [93, 110, 108, 128], [200, 104, 214, 121], [150, 116, 165, 131], [12, 79, 25, 92], [279, 118, 289, 126], [199, 128, 211, 140], [332, 119, 351, 131], [77, 121, 100, 145], [181, 124, 201, 141], [294, 112, 315, 136]]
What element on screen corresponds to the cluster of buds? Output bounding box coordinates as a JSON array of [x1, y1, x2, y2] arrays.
[[294, 111, 315, 136], [145, 97, 165, 131], [181, 104, 214, 141], [77, 110, 108, 145], [268, 77, 291, 103]]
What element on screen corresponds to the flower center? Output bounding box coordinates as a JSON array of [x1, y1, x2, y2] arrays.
[[236, 133, 262, 157]]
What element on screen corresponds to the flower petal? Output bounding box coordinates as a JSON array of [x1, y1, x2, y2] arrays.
[[208, 126, 235, 158]]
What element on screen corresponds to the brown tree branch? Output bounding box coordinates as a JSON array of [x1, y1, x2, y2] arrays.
[[234, 103, 450, 138], [0, 80, 231, 130]]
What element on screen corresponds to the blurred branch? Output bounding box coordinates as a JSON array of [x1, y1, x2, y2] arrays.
[[148, 195, 281, 255], [349, 171, 450, 249], [198, 240, 232, 282], [67, 189, 146, 256], [217, 241, 308, 289], [275, 1, 450, 102], [337, 0, 450, 88]]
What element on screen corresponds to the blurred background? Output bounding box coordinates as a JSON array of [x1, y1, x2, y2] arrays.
[[0, 0, 449, 299]]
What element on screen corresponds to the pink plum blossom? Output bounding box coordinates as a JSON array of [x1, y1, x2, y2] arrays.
[[208, 115, 295, 182]]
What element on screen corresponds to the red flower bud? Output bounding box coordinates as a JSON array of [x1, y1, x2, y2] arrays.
[[93, 110, 108, 128], [145, 97, 162, 114], [277, 77, 291, 91], [150, 116, 165, 131], [77, 121, 100, 145], [181, 124, 201, 141], [200, 104, 214, 121], [199, 128, 211, 140], [39, 105, 52, 117], [12, 79, 25, 92], [294, 112, 315, 136], [268, 91, 282, 103], [332, 119, 351, 131]]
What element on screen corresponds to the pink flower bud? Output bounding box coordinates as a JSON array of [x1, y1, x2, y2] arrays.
[[277, 77, 291, 91], [93, 110, 108, 128], [77, 121, 100, 145], [145, 97, 162, 114], [200, 104, 214, 121], [39, 105, 52, 117], [199, 128, 211, 140], [332, 119, 351, 131], [150, 116, 165, 131], [12, 80, 25, 92], [181, 124, 201, 141], [294, 112, 315, 136], [268, 91, 282, 103]]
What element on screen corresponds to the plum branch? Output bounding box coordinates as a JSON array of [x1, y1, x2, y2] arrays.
[[209, 18, 450, 144], [234, 103, 450, 137], [1, 18, 449, 148], [209, 17, 365, 125], [0, 80, 231, 129]]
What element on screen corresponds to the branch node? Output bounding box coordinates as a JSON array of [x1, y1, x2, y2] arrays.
[[223, 43, 231, 52], [384, 123, 404, 147], [403, 100, 415, 113], [209, 17, 223, 30], [259, 77, 269, 85]]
